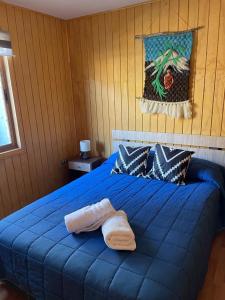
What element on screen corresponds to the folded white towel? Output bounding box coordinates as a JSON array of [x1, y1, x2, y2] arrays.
[[64, 198, 116, 234], [101, 210, 136, 251]]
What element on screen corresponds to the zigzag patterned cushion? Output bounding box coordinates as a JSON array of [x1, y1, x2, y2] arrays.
[[147, 144, 194, 184], [111, 145, 150, 177]]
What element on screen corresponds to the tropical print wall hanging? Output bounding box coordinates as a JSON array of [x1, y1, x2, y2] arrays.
[[139, 31, 193, 119]]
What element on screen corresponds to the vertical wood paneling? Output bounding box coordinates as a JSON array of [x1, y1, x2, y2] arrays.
[[60, 21, 77, 157], [0, 161, 13, 215], [1, 0, 225, 218], [99, 14, 111, 156], [0, 2, 77, 218], [158, 0, 169, 133], [4, 158, 19, 210], [120, 10, 129, 132], [42, 14, 62, 184], [12, 156, 26, 206], [142, 3, 152, 132], [7, 5, 40, 198], [112, 11, 122, 131], [212, 0, 225, 136], [92, 15, 105, 154], [105, 13, 116, 149], [68, 0, 225, 157], [29, 12, 55, 191], [147, 1, 160, 132], [201, 0, 221, 135], [166, 0, 178, 133], [191, 0, 210, 134], [134, 6, 143, 131], [174, 0, 189, 133], [23, 9, 49, 193], [84, 17, 99, 153], [65, 21, 78, 155], [69, 19, 87, 145], [79, 18, 93, 147], [127, 7, 136, 131], [183, 0, 198, 134]]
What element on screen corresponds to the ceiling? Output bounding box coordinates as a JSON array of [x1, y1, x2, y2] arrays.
[[3, 0, 146, 20]]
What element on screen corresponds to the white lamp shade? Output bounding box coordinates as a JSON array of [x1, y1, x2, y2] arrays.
[[80, 140, 91, 152], [0, 30, 13, 56]]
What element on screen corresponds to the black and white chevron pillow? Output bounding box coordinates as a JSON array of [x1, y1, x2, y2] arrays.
[[147, 144, 194, 184], [111, 145, 150, 177]]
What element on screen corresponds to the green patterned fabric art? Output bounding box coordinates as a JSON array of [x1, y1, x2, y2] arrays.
[[140, 31, 193, 119]]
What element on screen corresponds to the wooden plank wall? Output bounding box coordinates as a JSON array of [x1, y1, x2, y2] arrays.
[[0, 2, 78, 218], [0, 0, 224, 217], [67, 0, 225, 158]]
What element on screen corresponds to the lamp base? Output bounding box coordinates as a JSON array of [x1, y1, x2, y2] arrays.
[[80, 151, 90, 160]]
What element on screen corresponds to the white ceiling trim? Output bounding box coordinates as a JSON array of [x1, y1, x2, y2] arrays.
[[3, 0, 147, 20]]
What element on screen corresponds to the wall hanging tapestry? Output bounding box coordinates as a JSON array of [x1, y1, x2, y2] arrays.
[[139, 31, 193, 119]]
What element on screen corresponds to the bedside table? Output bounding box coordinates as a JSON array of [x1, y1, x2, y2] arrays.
[[68, 157, 102, 173]]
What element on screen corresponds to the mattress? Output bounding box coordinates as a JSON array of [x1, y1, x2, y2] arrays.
[[0, 156, 223, 300]]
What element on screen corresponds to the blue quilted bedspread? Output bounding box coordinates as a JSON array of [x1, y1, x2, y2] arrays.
[[0, 156, 223, 300]]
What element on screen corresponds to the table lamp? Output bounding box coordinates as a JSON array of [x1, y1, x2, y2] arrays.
[[80, 140, 91, 160]]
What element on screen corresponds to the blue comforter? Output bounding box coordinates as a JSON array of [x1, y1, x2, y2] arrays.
[[0, 156, 224, 300]]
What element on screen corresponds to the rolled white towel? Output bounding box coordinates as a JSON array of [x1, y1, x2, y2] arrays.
[[101, 210, 136, 251], [65, 198, 116, 234]]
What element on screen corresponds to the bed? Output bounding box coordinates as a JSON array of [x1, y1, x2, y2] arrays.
[[0, 130, 225, 300]]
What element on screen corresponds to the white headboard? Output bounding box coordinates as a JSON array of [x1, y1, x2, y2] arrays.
[[112, 130, 225, 167]]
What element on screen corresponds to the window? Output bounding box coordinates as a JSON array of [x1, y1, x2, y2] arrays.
[[0, 57, 19, 153]]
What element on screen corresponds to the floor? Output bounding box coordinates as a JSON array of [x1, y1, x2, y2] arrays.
[[197, 231, 225, 300], [0, 281, 28, 300], [0, 232, 224, 300]]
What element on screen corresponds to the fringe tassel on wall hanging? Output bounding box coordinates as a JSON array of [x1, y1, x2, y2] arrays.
[[139, 98, 192, 119]]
